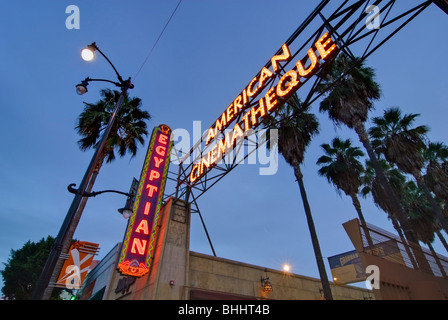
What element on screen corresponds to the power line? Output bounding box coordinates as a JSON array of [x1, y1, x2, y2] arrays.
[[133, 0, 183, 82]]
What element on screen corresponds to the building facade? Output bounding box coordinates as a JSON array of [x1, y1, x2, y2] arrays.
[[78, 197, 374, 300]]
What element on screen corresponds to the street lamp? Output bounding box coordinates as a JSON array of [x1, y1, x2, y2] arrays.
[[81, 44, 96, 61], [75, 77, 124, 96], [261, 269, 273, 293], [31, 42, 135, 300], [282, 264, 291, 273], [118, 207, 133, 220], [75, 79, 89, 95]]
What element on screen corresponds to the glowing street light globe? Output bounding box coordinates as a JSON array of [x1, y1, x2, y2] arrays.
[[282, 264, 291, 272], [81, 48, 95, 61]]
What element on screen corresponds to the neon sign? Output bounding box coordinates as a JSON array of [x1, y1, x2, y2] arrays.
[[189, 32, 338, 184], [117, 124, 173, 277]]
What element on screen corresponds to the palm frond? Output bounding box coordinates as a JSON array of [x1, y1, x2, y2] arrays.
[[75, 89, 151, 165]]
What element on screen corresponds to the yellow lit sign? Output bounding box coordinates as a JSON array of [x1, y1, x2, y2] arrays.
[[190, 32, 338, 184]]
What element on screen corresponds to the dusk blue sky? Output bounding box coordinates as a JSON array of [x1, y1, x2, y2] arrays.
[[1, 1, 447, 293]]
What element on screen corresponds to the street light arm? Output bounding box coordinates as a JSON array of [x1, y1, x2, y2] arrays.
[[89, 42, 124, 84], [67, 183, 134, 198], [88, 42, 134, 90], [84, 77, 122, 88]]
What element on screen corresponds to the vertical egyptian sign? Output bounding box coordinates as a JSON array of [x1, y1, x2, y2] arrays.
[[117, 124, 173, 277], [56, 241, 100, 289]]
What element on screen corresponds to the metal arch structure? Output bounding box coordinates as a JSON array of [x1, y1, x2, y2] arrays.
[[166, 0, 441, 201], [160, 0, 444, 253], [434, 0, 448, 13]]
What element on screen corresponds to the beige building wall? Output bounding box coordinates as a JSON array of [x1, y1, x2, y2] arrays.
[[106, 197, 374, 300], [187, 251, 374, 300]]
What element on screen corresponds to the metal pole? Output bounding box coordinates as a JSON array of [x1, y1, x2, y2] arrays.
[[31, 88, 128, 300], [196, 206, 217, 257], [189, 190, 216, 257]]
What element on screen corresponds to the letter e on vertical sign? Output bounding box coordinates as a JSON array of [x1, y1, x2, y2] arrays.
[[117, 124, 173, 277]]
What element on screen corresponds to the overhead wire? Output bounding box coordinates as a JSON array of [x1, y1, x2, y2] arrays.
[[132, 0, 183, 82]]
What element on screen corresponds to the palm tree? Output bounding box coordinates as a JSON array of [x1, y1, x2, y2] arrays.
[[424, 141, 448, 203], [77, 89, 151, 162], [402, 180, 447, 277], [361, 160, 405, 217], [369, 107, 448, 234], [368, 107, 428, 173], [403, 181, 436, 243], [423, 142, 448, 252], [264, 93, 333, 300], [360, 159, 420, 269], [317, 53, 419, 248], [73, 87, 151, 227], [73, 88, 151, 226], [316, 137, 367, 223], [48, 89, 151, 297], [317, 137, 378, 249]]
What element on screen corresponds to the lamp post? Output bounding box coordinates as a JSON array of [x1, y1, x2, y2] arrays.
[[31, 42, 134, 300]]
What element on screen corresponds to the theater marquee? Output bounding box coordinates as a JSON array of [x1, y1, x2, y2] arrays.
[[189, 32, 338, 184], [117, 124, 173, 277]]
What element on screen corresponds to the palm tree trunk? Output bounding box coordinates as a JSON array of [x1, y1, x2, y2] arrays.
[[353, 121, 432, 273], [427, 242, 448, 279], [413, 172, 448, 234], [42, 155, 105, 300], [354, 122, 414, 239], [390, 217, 419, 269], [294, 165, 333, 300], [350, 193, 367, 224], [350, 193, 374, 248], [436, 230, 448, 253]]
